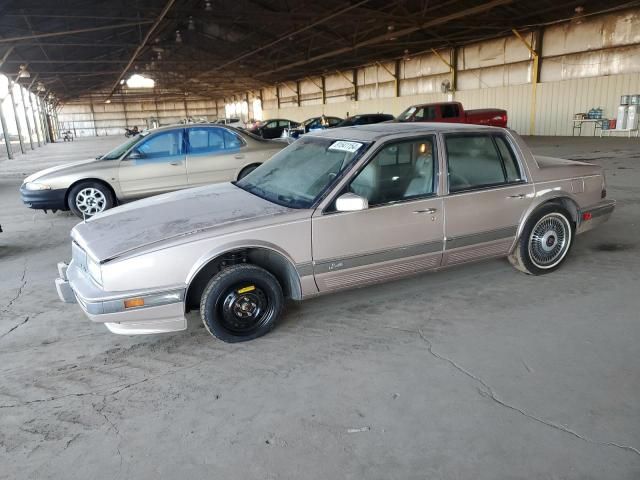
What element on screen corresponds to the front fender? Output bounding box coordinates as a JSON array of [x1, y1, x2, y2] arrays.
[[186, 239, 301, 285]]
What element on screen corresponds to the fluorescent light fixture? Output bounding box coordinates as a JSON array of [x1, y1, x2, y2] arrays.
[[126, 74, 155, 89], [18, 65, 30, 78]]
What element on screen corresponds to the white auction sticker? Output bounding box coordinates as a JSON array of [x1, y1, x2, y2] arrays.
[[328, 141, 363, 153]]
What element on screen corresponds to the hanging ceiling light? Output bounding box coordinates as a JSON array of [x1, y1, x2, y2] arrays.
[[18, 64, 30, 78], [204, 0, 212, 12], [188, 16, 195, 31], [175, 30, 182, 43]]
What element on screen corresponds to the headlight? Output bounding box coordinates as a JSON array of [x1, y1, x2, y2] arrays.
[[87, 255, 102, 285], [24, 182, 51, 191]]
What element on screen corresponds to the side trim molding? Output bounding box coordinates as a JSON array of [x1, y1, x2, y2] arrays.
[[313, 240, 443, 275], [446, 225, 518, 250]]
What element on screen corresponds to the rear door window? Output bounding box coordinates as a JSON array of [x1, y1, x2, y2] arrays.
[[494, 136, 523, 182], [188, 127, 243, 154], [445, 134, 523, 192]]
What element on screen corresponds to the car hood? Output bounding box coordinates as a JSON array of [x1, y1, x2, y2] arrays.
[[71, 183, 293, 262], [24, 158, 101, 183]]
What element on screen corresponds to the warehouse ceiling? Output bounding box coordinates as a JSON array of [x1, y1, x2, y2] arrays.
[[0, 0, 636, 102]]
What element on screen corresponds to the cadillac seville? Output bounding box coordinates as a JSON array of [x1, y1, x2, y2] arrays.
[[55, 123, 615, 342]]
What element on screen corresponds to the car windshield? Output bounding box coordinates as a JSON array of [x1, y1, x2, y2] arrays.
[[337, 116, 361, 127], [396, 107, 417, 122], [235, 136, 369, 209], [99, 132, 149, 160]]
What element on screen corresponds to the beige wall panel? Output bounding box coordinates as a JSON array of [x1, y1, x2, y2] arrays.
[[401, 50, 451, 79], [543, 11, 640, 57]]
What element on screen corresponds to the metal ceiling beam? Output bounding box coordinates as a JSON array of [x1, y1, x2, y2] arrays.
[[0, 21, 154, 44], [106, 0, 176, 100], [256, 0, 513, 77], [192, 0, 372, 80], [0, 46, 15, 68]]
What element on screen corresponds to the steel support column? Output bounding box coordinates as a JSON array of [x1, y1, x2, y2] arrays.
[[352, 69, 358, 102], [9, 84, 25, 154], [89, 99, 98, 136], [0, 99, 14, 159], [20, 86, 35, 149], [513, 28, 540, 135], [38, 97, 50, 143], [30, 92, 42, 147]]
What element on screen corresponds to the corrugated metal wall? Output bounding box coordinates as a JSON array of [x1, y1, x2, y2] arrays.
[[59, 96, 223, 137], [59, 8, 640, 137], [262, 9, 640, 136]]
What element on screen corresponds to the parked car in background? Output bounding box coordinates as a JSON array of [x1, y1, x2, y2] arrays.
[[336, 113, 394, 127], [247, 119, 300, 139], [288, 115, 343, 138], [21, 124, 284, 218], [56, 123, 614, 343], [397, 101, 507, 127]]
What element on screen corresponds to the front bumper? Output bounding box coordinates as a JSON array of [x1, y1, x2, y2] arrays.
[[20, 185, 67, 211], [55, 260, 187, 335], [576, 199, 616, 234]]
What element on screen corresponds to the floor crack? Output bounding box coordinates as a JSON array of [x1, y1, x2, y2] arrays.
[[93, 398, 123, 477], [414, 328, 640, 458], [0, 316, 29, 340], [1, 262, 28, 313]]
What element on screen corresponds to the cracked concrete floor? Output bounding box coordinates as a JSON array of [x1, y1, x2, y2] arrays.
[[1, 135, 639, 479]]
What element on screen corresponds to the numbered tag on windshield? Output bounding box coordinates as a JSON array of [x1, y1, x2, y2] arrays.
[[328, 141, 363, 153]]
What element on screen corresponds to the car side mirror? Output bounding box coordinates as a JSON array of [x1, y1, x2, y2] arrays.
[[336, 192, 368, 212], [126, 149, 143, 160]]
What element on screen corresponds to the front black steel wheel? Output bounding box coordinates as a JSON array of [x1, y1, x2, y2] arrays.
[[200, 264, 283, 342]]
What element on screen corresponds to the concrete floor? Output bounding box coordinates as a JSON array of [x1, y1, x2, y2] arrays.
[[1, 135, 639, 479]]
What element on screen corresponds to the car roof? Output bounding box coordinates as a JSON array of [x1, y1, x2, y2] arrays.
[[306, 122, 504, 142]]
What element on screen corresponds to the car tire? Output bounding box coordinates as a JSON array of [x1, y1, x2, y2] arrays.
[[67, 181, 115, 219], [238, 164, 260, 180], [200, 264, 283, 343], [509, 204, 574, 275]]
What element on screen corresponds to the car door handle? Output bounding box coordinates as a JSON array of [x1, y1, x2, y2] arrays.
[[234, 154, 245, 159], [169, 161, 182, 166], [413, 208, 437, 214], [508, 193, 526, 199]]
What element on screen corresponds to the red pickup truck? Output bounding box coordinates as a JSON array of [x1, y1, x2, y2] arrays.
[[396, 101, 508, 128]]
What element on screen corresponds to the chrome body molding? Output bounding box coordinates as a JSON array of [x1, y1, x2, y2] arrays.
[[295, 262, 315, 277], [313, 240, 443, 275], [445, 226, 518, 250]]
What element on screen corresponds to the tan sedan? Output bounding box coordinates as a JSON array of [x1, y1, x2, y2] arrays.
[[56, 123, 614, 342], [20, 124, 285, 218]]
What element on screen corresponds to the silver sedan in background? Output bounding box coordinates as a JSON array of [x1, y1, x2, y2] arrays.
[[20, 124, 285, 218]]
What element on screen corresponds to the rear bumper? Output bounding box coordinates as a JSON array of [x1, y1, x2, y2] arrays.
[[55, 260, 187, 335], [577, 199, 615, 234], [20, 185, 67, 210]]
